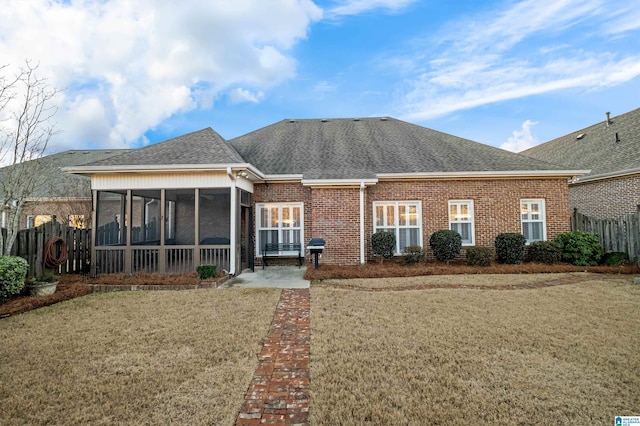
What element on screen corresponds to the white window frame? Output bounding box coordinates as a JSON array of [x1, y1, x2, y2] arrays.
[[256, 202, 304, 257], [373, 201, 422, 254], [448, 200, 475, 246], [26, 214, 53, 229], [520, 199, 546, 243]]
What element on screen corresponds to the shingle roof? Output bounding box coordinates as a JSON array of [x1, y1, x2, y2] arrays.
[[522, 107, 640, 179], [0, 149, 131, 198], [87, 127, 244, 166], [229, 117, 566, 179]]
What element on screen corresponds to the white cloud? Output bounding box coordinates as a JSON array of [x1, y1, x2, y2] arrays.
[[313, 81, 338, 92], [326, 0, 415, 18], [228, 88, 264, 104], [0, 0, 322, 150], [394, 0, 640, 121], [500, 120, 538, 152]]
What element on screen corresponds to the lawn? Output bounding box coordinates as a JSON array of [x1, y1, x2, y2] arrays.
[[0, 288, 281, 426], [310, 275, 640, 424]]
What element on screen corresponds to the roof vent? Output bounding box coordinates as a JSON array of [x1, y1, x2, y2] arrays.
[[353, 118, 360, 121], [380, 117, 388, 121], [615, 132, 620, 144], [321, 119, 328, 122], [289, 119, 296, 123], [606, 111, 612, 127], [576, 133, 585, 140]]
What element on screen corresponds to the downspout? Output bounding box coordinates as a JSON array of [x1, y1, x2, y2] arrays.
[[227, 167, 237, 275], [360, 181, 365, 264]]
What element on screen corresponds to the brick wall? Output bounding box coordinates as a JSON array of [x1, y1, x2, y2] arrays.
[[253, 178, 570, 265], [570, 174, 640, 219]]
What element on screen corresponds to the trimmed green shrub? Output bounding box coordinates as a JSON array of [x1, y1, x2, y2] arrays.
[[466, 246, 493, 267], [429, 230, 462, 262], [0, 256, 28, 300], [372, 231, 396, 261], [527, 241, 562, 264], [495, 233, 526, 264], [196, 264, 218, 280], [601, 251, 629, 266], [402, 245, 425, 265], [554, 231, 604, 266]]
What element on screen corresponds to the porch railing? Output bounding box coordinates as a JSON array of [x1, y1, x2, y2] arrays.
[[95, 245, 230, 275]]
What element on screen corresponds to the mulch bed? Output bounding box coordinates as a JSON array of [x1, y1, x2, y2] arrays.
[[304, 261, 640, 280], [0, 282, 92, 318]]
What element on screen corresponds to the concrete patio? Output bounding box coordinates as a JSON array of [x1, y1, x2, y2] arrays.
[[223, 266, 310, 289]]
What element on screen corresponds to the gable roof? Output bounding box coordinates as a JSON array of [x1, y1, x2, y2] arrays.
[[86, 127, 245, 167], [229, 117, 575, 180], [522, 107, 640, 182]]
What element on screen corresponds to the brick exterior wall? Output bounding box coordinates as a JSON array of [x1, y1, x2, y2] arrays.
[[21, 199, 92, 229], [570, 174, 640, 219], [253, 177, 570, 265]]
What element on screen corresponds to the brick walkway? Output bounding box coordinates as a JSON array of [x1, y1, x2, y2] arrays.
[[236, 289, 310, 426]]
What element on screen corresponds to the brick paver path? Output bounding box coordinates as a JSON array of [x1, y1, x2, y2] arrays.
[[236, 289, 310, 426]]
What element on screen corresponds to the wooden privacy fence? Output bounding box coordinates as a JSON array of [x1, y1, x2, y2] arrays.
[[1, 221, 91, 277], [571, 208, 640, 263]]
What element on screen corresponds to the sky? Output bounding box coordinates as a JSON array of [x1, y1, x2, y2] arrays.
[[0, 0, 639, 156]]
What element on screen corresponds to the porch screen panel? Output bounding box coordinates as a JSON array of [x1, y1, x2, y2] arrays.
[[96, 191, 126, 245]]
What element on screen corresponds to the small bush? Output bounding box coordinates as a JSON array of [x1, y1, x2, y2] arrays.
[[555, 231, 604, 266], [429, 230, 462, 262], [0, 256, 28, 300], [372, 231, 396, 261], [402, 245, 425, 265], [196, 264, 218, 280], [527, 241, 562, 264], [495, 233, 526, 264], [466, 246, 493, 267], [601, 251, 629, 266]]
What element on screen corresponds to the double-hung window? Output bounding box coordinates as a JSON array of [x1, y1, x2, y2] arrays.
[[520, 199, 546, 243], [373, 201, 421, 254], [449, 200, 474, 245], [256, 203, 303, 255]]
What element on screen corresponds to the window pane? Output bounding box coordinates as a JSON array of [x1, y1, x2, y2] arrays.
[[270, 207, 279, 227], [387, 205, 395, 226], [292, 207, 301, 227], [409, 228, 419, 247], [531, 222, 542, 241], [460, 204, 469, 219], [282, 207, 291, 228], [449, 204, 458, 221], [376, 205, 384, 227], [261, 208, 269, 228], [399, 205, 406, 226], [399, 228, 408, 252], [408, 205, 417, 226]]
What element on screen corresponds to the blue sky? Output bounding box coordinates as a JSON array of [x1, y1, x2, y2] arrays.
[[1, 0, 639, 155]]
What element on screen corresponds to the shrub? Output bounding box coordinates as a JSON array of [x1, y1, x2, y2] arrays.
[[601, 251, 629, 266], [466, 246, 493, 267], [429, 230, 462, 262], [527, 241, 562, 264], [402, 245, 425, 265], [371, 231, 396, 261], [0, 256, 28, 300], [196, 264, 218, 280], [554, 231, 604, 266], [495, 233, 526, 264]]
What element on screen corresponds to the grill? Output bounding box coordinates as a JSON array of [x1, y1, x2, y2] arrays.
[[307, 238, 325, 270]]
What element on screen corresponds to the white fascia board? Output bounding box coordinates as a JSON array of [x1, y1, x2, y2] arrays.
[[263, 174, 305, 182], [64, 163, 266, 179], [376, 170, 591, 180], [301, 178, 378, 187], [570, 167, 640, 184]]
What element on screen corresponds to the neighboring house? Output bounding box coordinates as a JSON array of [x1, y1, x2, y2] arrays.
[[1, 149, 130, 230], [67, 118, 585, 275], [523, 108, 640, 219]]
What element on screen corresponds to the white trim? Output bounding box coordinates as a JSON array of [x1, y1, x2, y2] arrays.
[[264, 174, 305, 182], [301, 178, 378, 187], [64, 163, 266, 179], [520, 199, 547, 243], [376, 170, 589, 180], [448, 200, 475, 246], [570, 167, 640, 184], [373, 201, 422, 254], [359, 181, 365, 264]]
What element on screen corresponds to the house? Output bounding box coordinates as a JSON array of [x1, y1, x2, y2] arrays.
[[67, 118, 585, 275], [1, 149, 130, 230], [523, 108, 640, 219]]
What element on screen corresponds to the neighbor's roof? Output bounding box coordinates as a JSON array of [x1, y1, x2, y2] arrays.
[[0, 149, 131, 198], [522, 107, 640, 181], [229, 117, 574, 180], [85, 127, 244, 167]]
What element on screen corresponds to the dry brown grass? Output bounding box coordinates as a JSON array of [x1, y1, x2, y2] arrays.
[[305, 261, 640, 280], [310, 277, 640, 424], [0, 288, 281, 426]]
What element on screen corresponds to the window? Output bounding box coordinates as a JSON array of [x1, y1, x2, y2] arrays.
[[373, 201, 421, 254], [26, 215, 52, 229], [449, 200, 474, 245], [68, 215, 87, 228], [256, 203, 303, 255], [521, 199, 546, 243]]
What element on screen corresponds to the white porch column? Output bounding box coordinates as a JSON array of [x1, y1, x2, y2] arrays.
[[228, 168, 237, 275], [360, 181, 366, 264]]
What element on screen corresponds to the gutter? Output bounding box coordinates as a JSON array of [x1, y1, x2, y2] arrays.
[[570, 167, 640, 184], [375, 170, 590, 180]]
